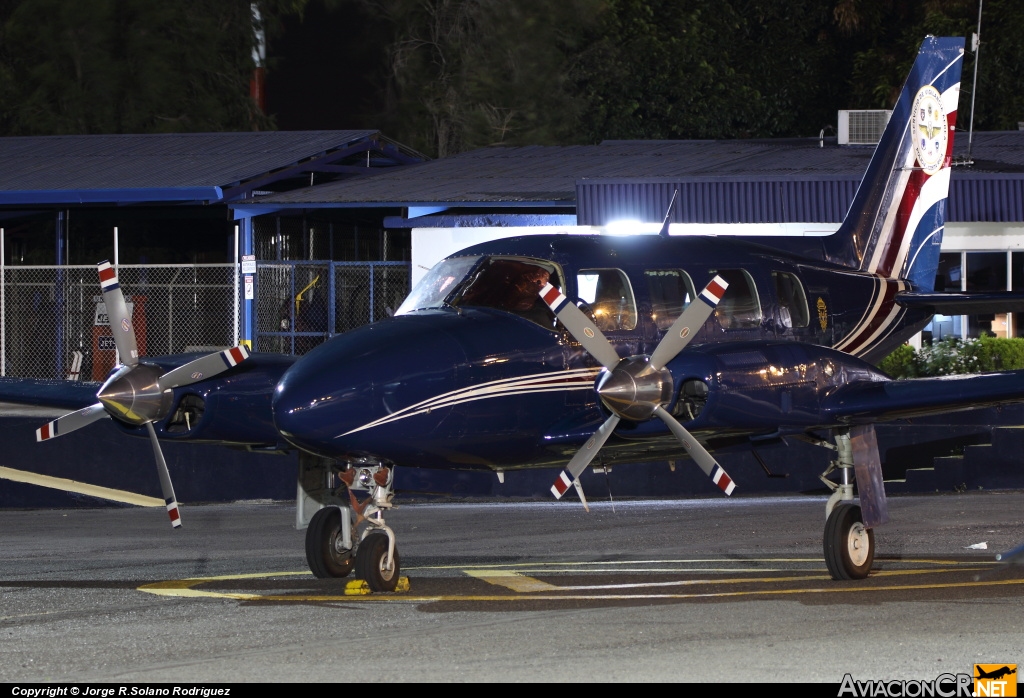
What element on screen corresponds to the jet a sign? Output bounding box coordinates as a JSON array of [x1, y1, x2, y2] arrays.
[[93, 299, 133, 326]]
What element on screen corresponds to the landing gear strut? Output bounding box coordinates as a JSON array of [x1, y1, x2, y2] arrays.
[[297, 454, 401, 591]]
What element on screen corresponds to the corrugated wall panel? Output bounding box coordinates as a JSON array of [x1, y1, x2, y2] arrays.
[[576, 179, 861, 225], [948, 178, 1024, 222], [578, 177, 1024, 226]]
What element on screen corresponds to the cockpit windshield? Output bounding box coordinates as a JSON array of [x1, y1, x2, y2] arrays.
[[396, 256, 480, 314], [396, 255, 562, 329]]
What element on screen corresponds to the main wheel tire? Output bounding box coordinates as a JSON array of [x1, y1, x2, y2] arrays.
[[824, 503, 875, 580], [355, 532, 401, 592], [305, 507, 354, 579]]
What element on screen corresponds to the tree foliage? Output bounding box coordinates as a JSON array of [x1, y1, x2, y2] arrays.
[[2, 0, 1024, 151], [0, 0, 309, 134], [362, 0, 601, 156]]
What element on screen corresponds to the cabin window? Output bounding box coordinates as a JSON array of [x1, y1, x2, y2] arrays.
[[577, 268, 637, 331], [645, 269, 696, 331], [453, 257, 562, 329], [712, 269, 762, 329], [772, 271, 810, 328]]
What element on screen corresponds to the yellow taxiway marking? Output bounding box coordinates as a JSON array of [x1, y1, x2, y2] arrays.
[[0, 465, 163, 507], [463, 569, 560, 592], [136, 560, 1015, 603], [139, 571, 410, 600]]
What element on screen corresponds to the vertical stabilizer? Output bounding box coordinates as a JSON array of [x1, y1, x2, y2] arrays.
[[822, 36, 964, 292]]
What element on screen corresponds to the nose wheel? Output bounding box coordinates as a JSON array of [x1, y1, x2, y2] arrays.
[[355, 532, 401, 592], [824, 503, 874, 580]]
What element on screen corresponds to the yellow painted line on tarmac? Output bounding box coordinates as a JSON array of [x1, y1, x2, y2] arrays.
[[136, 559, 1013, 603], [0, 465, 163, 507], [463, 569, 560, 592], [137, 574, 1024, 603], [138, 571, 410, 600]]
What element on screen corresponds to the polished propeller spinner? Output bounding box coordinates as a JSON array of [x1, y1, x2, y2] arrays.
[[35, 261, 250, 528], [539, 275, 736, 504]]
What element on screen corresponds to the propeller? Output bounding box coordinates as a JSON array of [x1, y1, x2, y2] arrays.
[[540, 275, 736, 503], [35, 260, 251, 528]]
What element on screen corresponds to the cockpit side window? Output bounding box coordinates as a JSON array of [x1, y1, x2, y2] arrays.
[[645, 269, 696, 331], [577, 268, 637, 331], [454, 257, 563, 329]]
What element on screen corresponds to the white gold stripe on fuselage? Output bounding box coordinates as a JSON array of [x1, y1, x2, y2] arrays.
[[338, 367, 602, 437]]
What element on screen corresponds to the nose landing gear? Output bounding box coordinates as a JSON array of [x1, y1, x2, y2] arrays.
[[297, 454, 402, 592]]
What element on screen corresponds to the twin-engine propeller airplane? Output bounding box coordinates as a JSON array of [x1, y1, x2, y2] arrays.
[[4, 36, 1023, 590]]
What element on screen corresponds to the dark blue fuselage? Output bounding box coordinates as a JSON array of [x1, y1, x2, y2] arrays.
[[271, 234, 930, 472]]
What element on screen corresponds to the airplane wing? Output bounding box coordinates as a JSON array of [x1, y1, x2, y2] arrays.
[[822, 369, 1024, 424], [0, 377, 101, 411], [896, 290, 1024, 315]]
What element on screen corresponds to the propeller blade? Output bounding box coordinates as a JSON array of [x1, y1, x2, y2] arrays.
[[551, 414, 620, 499], [145, 422, 182, 528], [157, 345, 250, 391], [35, 403, 108, 441], [97, 261, 140, 368], [648, 275, 729, 370], [653, 405, 735, 496], [572, 478, 590, 512], [539, 283, 621, 370]]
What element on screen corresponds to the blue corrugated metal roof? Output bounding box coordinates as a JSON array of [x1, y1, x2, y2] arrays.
[[245, 131, 1024, 225], [0, 130, 426, 205]]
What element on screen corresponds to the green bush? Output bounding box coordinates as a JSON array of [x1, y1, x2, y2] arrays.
[[876, 336, 1024, 378], [878, 343, 918, 378]]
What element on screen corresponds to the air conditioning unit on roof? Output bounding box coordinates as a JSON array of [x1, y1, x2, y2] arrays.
[[838, 110, 891, 145]]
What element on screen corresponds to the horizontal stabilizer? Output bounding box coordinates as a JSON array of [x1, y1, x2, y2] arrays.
[[896, 291, 1024, 315]]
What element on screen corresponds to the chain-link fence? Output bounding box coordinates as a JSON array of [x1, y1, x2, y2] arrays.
[[1, 260, 411, 378], [2, 264, 238, 380], [255, 261, 410, 355]]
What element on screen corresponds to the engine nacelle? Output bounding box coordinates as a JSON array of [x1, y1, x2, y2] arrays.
[[665, 341, 890, 431]]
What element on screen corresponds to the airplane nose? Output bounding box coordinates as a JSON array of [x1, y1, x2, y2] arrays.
[[271, 317, 466, 457]]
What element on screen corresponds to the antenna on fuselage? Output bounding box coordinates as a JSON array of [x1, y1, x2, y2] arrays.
[[659, 189, 680, 237], [963, 0, 983, 166]]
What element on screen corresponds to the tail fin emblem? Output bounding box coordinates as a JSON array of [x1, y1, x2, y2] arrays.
[[912, 85, 948, 175]]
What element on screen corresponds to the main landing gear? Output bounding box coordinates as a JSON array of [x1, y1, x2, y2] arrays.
[[812, 428, 880, 580], [297, 454, 401, 591]]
